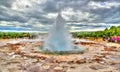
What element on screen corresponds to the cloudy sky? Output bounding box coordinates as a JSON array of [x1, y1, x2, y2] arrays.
[[0, 0, 120, 32]]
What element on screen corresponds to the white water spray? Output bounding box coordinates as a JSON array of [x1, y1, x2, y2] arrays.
[[43, 12, 85, 53]]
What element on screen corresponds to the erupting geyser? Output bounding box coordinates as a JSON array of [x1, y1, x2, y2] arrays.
[[42, 12, 85, 53]]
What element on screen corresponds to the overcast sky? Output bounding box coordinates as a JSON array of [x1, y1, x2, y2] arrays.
[[0, 0, 120, 32]]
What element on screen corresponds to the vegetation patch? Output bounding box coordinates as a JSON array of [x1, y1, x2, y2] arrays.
[[72, 26, 120, 38]]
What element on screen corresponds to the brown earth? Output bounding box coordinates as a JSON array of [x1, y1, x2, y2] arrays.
[[0, 39, 120, 72]]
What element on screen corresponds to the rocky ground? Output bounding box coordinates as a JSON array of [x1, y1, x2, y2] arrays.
[[0, 39, 120, 72]]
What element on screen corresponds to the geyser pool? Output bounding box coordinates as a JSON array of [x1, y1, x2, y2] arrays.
[[40, 12, 85, 54]]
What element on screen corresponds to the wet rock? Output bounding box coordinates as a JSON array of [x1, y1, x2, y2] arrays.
[[104, 47, 112, 51], [43, 65, 50, 69], [93, 55, 103, 62], [54, 66, 66, 72], [8, 68, 21, 72], [73, 58, 86, 64], [89, 64, 107, 70], [99, 61, 105, 64], [54, 66, 63, 70], [70, 66, 76, 69]]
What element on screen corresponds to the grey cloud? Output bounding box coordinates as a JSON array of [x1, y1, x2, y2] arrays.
[[95, 6, 120, 23], [0, 0, 14, 8], [68, 23, 108, 27], [0, 0, 120, 32], [92, 0, 111, 2], [0, 4, 28, 23], [42, 0, 58, 13], [42, 0, 90, 13], [0, 11, 27, 23], [41, 0, 120, 24]]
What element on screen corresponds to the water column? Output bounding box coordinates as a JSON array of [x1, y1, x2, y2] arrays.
[[43, 12, 74, 52]]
